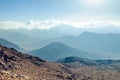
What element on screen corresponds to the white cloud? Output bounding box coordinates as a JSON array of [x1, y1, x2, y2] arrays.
[[0, 21, 25, 30], [0, 20, 67, 30], [0, 20, 120, 30], [69, 20, 120, 28], [30, 20, 68, 29]]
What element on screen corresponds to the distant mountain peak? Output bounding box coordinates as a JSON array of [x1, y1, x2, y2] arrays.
[[30, 42, 95, 61], [47, 42, 69, 47], [49, 41, 65, 45]]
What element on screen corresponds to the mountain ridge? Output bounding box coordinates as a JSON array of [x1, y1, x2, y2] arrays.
[[32, 31, 120, 59], [30, 42, 97, 61], [0, 38, 24, 52]]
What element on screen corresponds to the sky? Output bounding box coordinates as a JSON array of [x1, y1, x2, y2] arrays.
[[0, 0, 120, 29]]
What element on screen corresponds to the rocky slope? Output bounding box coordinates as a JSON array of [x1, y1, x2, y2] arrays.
[[57, 56, 120, 80], [1, 44, 120, 80], [0, 44, 72, 80]]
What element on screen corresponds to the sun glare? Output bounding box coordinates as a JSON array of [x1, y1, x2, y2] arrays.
[[83, 0, 104, 7]]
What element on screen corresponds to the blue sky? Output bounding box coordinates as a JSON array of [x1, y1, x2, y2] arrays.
[[0, 0, 79, 21], [0, 0, 120, 29]]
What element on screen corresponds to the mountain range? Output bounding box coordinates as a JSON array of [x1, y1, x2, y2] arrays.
[[1, 28, 120, 60], [1, 24, 120, 60], [0, 28, 72, 50], [0, 24, 120, 50], [32, 31, 120, 59], [30, 42, 97, 61]]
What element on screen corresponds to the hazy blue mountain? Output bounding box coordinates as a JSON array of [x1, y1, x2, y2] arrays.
[[77, 31, 120, 53], [0, 29, 35, 50], [29, 35, 77, 50], [30, 42, 97, 61], [0, 24, 120, 50], [0, 38, 24, 52], [32, 31, 120, 59], [0, 26, 77, 50]]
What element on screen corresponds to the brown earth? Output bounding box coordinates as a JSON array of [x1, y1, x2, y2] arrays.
[[0, 44, 120, 80]]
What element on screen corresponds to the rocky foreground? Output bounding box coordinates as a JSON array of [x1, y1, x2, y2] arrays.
[[0, 44, 72, 80], [0, 44, 120, 80]]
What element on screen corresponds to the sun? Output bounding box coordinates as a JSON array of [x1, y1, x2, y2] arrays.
[[83, 0, 104, 7]]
